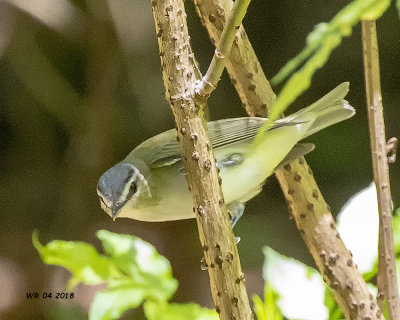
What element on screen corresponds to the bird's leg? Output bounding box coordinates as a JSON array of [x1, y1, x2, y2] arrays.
[[227, 201, 245, 244], [227, 201, 245, 228]]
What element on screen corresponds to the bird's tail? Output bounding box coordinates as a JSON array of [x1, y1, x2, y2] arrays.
[[279, 82, 355, 138]]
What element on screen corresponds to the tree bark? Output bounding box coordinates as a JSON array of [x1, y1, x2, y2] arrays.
[[151, 1, 252, 319], [362, 19, 400, 320], [194, 0, 385, 318]]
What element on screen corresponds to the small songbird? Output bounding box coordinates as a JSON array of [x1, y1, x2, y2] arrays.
[[97, 82, 355, 225]]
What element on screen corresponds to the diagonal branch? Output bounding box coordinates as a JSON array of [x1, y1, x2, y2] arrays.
[[193, 0, 384, 319], [150, 1, 252, 319], [193, 0, 275, 116], [196, 0, 251, 98], [361, 19, 400, 320]]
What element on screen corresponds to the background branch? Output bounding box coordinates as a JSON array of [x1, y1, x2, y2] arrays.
[[151, 1, 252, 319], [194, 0, 384, 318], [193, 0, 275, 115], [361, 19, 400, 319], [196, 0, 251, 98]]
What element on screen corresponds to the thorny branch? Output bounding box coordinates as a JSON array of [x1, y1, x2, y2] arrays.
[[361, 19, 400, 320], [151, 1, 252, 319], [194, 0, 385, 319]]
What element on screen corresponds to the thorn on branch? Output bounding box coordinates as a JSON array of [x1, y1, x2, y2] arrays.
[[386, 137, 398, 164]]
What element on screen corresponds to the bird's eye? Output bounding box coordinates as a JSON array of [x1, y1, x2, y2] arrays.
[[130, 182, 137, 194], [125, 182, 137, 201], [125, 180, 137, 201]]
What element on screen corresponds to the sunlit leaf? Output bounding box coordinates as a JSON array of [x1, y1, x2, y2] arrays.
[[397, 260, 400, 296], [336, 183, 379, 273], [360, 0, 392, 19], [97, 230, 178, 301], [324, 287, 343, 320], [262, 247, 327, 320], [263, 0, 391, 129], [252, 283, 283, 320], [98, 230, 172, 279], [33, 230, 118, 289], [34, 230, 179, 320], [393, 209, 400, 254], [89, 286, 147, 320], [272, 0, 390, 86]]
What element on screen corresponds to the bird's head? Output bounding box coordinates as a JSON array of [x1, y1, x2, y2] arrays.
[[97, 163, 151, 219]]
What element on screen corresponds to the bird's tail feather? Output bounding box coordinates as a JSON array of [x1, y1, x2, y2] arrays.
[[280, 82, 355, 138]]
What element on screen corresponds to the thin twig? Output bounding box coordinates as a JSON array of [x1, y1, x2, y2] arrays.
[[192, 1, 276, 115], [195, 0, 251, 98], [361, 19, 400, 320], [194, 0, 385, 318], [151, 1, 252, 319]]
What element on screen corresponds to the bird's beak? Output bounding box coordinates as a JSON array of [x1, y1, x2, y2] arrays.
[[111, 203, 122, 221]]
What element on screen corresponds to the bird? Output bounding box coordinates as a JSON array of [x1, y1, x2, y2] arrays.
[[97, 82, 355, 225]]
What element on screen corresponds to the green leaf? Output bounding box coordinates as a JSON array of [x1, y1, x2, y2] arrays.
[[32, 230, 118, 289], [96, 230, 178, 301], [395, 209, 400, 297], [393, 209, 400, 254], [89, 286, 146, 320], [34, 230, 179, 320], [397, 260, 400, 298], [34, 230, 221, 320], [362, 260, 378, 282], [144, 301, 218, 320], [324, 287, 343, 320], [272, 0, 390, 86], [262, 246, 327, 319], [97, 230, 172, 280], [252, 283, 283, 320], [360, 0, 391, 19], [397, 0, 400, 18], [264, 0, 391, 129]]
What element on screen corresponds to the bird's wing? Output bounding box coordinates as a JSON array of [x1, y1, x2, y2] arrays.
[[131, 117, 304, 168], [274, 143, 315, 170], [207, 117, 266, 148]]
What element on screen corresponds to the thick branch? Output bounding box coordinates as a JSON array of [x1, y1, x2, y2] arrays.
[[194, 0, 384, 319], [151, 1, 252, 319], [275, 166, 384, 320], [361, 20, 400, 320]]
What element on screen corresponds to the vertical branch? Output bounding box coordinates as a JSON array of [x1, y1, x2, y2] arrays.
[[194, 1, 385, 318], [361, 20, 400, 320], [150, 1, 252, 319]]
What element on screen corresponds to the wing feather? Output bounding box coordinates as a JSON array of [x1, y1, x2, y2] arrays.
[[132, 117, 270, 167], [131, 117, 307, 168]]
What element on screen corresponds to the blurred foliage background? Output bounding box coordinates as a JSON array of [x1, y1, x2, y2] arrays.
[[0, 0, 399, 319]]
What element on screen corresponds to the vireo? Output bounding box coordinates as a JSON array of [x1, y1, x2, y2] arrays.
[[97, 82, 354, 224]]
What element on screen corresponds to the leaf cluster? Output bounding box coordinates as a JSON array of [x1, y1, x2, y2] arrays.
[[33, 230, 217, 320], [254, 0, 394, 144]]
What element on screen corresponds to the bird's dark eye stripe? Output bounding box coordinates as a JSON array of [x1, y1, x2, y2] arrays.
[[126, 182, 137, 201], [99, 195, 107, 206], [123, 173, 134, 185]]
